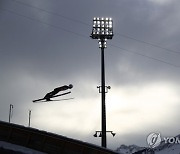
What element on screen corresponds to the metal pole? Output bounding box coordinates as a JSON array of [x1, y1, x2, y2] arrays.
[[28, 110, 31, 127], [9, 104, 13, 123], [101, 39, 106, 148], [9, 105, 11, 123]]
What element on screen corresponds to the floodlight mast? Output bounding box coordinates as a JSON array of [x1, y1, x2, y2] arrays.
[[90, 17, 113, 148]]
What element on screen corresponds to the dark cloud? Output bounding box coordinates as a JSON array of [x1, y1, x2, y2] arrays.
[[0, 0, 180, 150]]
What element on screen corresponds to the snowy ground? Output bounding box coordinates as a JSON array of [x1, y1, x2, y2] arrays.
[[0, 141, 46, 154]]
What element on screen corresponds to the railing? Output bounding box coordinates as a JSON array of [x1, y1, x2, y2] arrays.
[[0, 121, 118, 154]]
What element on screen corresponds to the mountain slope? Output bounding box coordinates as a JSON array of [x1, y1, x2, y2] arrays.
[[116, 144, 144, 154], [116, 134, 180, 154]]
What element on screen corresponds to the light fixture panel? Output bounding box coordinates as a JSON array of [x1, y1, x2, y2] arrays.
[[91, 17, 113, 39]]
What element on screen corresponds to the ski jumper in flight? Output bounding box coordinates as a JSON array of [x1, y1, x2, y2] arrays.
[[44, 84, 73, 101]]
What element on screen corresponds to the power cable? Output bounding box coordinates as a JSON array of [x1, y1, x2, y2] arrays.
[[11, 0, 180, 55], [109, 44, 180, 67], [0, 7, 180, 68], [0, 8, 87, 38], [13, 0, 91, 27], [116, 33, 180, 54]]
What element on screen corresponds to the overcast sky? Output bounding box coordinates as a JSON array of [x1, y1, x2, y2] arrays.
[[0, 0, 180, 150]]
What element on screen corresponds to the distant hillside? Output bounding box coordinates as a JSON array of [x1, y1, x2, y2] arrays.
[[154, 134, 180, 154], [116, 134, 180, 154], [116, 144, 144, 154]]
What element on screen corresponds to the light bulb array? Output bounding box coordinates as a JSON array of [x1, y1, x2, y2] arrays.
[[91, 17, 113, 40]]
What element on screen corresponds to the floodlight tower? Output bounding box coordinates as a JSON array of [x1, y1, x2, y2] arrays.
[[90, 17, 113, 148]]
